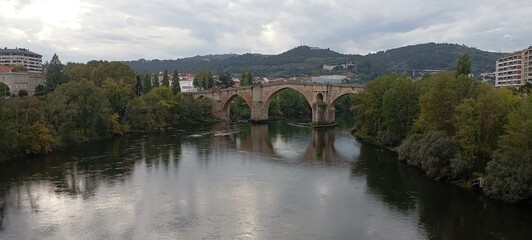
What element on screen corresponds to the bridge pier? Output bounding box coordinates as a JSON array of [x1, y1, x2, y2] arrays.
[[212, 100, 229, 120], [311, 103, 337, 127], [250, 101, 269, 123]]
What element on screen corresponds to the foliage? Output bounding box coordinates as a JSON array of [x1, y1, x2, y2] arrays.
[[218, 71, 234, 88], [171, 70, 181, 94], [351, 54, 529, 202], [414, 72, 476, 135], [483, 96, 532, 202], [193, 68, 214, 90], [34, 84, 46, 96], [124, 43, 502, 80], [143, 73, 152, 93], [450, 98, 479, 177], [162, 69, 170, 87], [0, 61, 212, 161], [230, 96, 250, 120], [12, 65, 28, 72], [0, 82, 10, 98], [45, 54, 65, 93], [152, 74, 160, 87], [398, 131, 459, 179], [240, 70, 253, 86], [352, 73, 421, 146], [17, 89, 28, 97], [456, 53, 472, 76], [64, 60, 135, 87]]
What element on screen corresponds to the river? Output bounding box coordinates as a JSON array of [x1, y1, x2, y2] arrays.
[[0, 120, 531, 240]]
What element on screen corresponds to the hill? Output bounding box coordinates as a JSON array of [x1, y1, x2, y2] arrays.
[[124, 43, 503, 81]]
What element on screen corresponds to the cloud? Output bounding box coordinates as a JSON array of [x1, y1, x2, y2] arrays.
[[1, 0, 532, 63]]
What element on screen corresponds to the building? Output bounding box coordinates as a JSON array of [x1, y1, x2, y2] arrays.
[[179, 80, 197, 92], [0, 48, 43, 73], [311, 75, 347, 84], [0, 66, 45, 95], [495, 46, 532, 87], [523, 47, 532, 85]]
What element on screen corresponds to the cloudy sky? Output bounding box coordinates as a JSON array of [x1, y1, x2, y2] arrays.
[[1, 0, 531, 63]]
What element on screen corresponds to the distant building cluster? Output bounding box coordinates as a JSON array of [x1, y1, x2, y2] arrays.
[[495, 46, 532, 87], [0, 47, 45, 95]]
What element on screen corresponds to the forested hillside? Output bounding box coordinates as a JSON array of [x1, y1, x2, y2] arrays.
[[124, 43, 504, 81]]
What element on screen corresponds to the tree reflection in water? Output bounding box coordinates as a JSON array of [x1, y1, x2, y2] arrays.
[[350, 142, 532, 240]]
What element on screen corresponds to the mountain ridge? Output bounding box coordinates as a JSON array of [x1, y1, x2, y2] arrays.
[[124, 43, 504, 81]]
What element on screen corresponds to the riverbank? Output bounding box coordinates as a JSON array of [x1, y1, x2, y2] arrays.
[[352, 130, 531, 205]]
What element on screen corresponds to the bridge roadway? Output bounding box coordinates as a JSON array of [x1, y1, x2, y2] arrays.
[[185, 81, 364, 126]]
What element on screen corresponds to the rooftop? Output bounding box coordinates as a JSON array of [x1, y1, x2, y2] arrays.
[[0, 48, 42, 57], [0, 66, 14, 73]]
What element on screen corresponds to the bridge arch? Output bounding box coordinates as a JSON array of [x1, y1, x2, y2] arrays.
[[263, 86, 313, 118], [219, 92, 253, 120], [221, 92, 252, 113]]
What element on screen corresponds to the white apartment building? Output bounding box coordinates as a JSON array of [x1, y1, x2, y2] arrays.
[[496, 46, 532, 87], [0, 48, 43, 73]]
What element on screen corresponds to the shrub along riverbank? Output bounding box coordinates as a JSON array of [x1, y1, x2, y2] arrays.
[[0, 61, 212, 162], [351, 65, 531, 203]]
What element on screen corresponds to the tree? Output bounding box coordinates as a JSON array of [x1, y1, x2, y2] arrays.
[[194, 68, 214, 90], [0, 82, 10, 99], [17, 89, 28, 97], [143, 73, 152, 93], [152, 73, 160, 87], [219, 72, 234, 88], [162, 69, 170, 87], [241, 70, 253, 86], [456, 53, 471, 76], [34, 84, 46, 96], [483, 96, 532, 202], [450, 98, 479, 178], [171, 70, 181, 94], [45, 53, 65, 93], [135, 75, 143, 96]]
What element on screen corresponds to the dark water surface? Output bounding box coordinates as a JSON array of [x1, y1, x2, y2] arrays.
[[0, 121, 531, 240]]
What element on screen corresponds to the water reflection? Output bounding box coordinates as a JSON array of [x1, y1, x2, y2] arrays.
[[0, 121, 531, 239], [209, 121, 356, 165], [351, 143, 532, 240]]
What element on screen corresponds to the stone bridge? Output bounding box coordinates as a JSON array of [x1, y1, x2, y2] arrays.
[[186, 81, 364, 126]]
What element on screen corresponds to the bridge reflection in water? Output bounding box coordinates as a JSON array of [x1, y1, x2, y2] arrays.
[[211, 121, 357, 165]]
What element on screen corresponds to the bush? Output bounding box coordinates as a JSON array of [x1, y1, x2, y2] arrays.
[[398, 131, 459, 179]]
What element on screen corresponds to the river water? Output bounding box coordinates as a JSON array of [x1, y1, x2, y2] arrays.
[[0, 120, 531, 240]]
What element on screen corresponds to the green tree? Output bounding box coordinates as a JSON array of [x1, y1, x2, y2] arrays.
[[171, 70, 181, 94], [241, 70, 253, 86], [0, 82, 10, 99], [219, 72, 234, 88], [47, 79, 111, 142], [352, 73, 421, 145], [484, 96, 532, 202], [194, 68, 214, 90], [17, 89, 28, 97], [162, 69, 170, 87], [456, 53, 472, 76], [34, 84, 46, 96], [414, 72, 476, 135], [135, 75, 142, 96], [45, 53, 65, 93], [143, 73, 152, 93], [152, 73, 160, 87], [450, 98, 479, 178]]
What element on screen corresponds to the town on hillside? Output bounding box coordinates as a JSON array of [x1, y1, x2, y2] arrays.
[[1, 45, 531, 96]]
